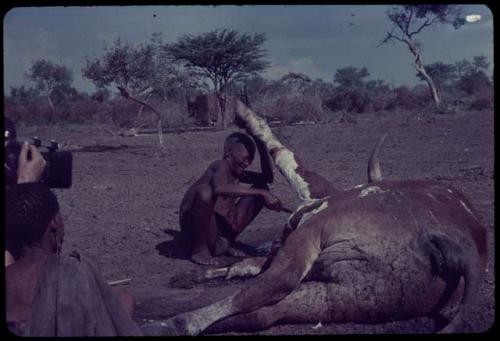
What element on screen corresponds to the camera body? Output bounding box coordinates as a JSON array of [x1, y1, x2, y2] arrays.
[[5, 133, 73, 188]]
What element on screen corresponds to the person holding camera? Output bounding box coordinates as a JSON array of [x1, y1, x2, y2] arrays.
[[5, 117, 48, 267], [15, 142, 47, 184], [5, 116, 73, 189], [5, 183, 141, 336], [4, 117, 47, 185]]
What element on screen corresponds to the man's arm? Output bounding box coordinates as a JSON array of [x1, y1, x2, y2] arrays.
[[240, 130, 273, 185], [212, 163, 281, 211]]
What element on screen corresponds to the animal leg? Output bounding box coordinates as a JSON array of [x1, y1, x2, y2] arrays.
[[142, 219, 323, 336], [205, 281, 330, 333], [204, 257, 269, 280]]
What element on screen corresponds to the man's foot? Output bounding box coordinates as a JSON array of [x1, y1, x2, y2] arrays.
[[225, 242, 248, 257], [190, 251, 222, 266], [214, 235, 230, 256]]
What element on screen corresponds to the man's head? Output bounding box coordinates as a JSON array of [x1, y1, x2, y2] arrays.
[[5, 183, 63, 259], [223, 132, 256, 176]]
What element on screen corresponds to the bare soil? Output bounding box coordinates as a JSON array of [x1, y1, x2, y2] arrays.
[[18, 109, 494, 335]]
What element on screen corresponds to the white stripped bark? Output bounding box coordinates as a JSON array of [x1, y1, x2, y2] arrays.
[[234, 100, 313, 202]]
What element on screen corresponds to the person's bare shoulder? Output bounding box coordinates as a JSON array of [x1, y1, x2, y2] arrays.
[[211, 159, 239, 187], [193, 160, 229, 187], [206, 160, 226, 178], [210, 159, 230, 175]]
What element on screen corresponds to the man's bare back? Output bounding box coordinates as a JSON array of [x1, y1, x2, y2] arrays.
[[5, 254, 48, 332]]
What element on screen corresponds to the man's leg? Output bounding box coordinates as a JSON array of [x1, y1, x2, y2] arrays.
[[181, 184, 222, 266], [223, 183, 268, 256]]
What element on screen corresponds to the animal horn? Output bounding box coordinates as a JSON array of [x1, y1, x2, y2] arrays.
[[367, 134, 387, 183]]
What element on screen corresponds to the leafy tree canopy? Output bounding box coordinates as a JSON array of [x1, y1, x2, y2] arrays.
[[168, 28, 269, 92], [333, 67, 370, 89], [28, 59, 73, 91]]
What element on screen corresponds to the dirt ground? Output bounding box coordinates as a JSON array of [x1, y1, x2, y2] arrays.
[[18, 109, 494, 335]]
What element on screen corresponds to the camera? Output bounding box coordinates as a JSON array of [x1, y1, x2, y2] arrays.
[[4, 119, 73, 188]]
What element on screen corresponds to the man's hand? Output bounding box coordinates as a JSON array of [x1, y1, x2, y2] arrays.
[[17, 142, 46, 184], [262, 192, 282, 212], [5, 250, 15, 267], [234, 114, 248, 130]]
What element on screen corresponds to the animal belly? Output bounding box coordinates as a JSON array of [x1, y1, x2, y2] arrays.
[[306, 241, 447, 323]]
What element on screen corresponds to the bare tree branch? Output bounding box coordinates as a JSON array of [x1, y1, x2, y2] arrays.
[[405, 7, 413, 35], [117, 86, 162, 117], [408, 15, 439, 38]]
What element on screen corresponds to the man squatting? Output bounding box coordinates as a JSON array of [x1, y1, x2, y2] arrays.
[[179, 129, 282, 265]]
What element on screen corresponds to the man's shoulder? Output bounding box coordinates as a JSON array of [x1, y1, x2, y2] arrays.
[[210, 159, 225, 169], [208, 159, 232, 176], [39, 251, 99, 274]]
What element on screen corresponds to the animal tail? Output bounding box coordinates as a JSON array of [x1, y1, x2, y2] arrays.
[[422, 230, 479, 333], [367, 134, 387, 183]]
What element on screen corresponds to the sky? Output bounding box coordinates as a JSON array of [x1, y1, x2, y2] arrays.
[[2, 4, 494, 95]]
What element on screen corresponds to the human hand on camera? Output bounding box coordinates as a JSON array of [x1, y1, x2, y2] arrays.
[[17, 142, 46, 184]]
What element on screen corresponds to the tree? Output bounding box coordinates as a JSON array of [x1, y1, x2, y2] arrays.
[[416, 62, 457, 95], [83, 38, 178, 148], [364, 79, 392, 112], [27, 59, 73, 109], [326, 67, 372, 113], [380, 5, 465, 106], [280, 72, 312, 91], [168, 28, 269, 129], [454, 56, 492, 96], [455, 55, 490, 78], [333, 67, 370, 89], [9, 86, 41, 104], [277, 72, 325, 121]]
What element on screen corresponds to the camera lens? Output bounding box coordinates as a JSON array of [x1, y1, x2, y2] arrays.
[[43, 151, 73, 188]]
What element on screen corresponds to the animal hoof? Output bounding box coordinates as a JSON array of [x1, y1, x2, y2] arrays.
[[141, 316, 194, 336], [141, 321, 169, 336]]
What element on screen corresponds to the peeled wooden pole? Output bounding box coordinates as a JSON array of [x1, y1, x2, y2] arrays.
[[235, 100, 321, 202], [108, 278, 132, 287]]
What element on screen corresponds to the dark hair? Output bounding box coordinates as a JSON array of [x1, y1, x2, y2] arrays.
[[5, 183, 60, 258], [224, 132, 256, 161]]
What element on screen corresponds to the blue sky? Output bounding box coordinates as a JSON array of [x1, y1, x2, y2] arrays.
[[2, 5, 493, 94]]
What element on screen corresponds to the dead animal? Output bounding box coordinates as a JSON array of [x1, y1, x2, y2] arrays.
[[141, 100, 487, 335]]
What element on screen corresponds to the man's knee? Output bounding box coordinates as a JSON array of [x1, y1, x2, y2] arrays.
[[194, 184, 215, 204]]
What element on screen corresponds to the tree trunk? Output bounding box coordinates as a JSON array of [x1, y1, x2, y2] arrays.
[[45, 81, 55, 110], [216, 91, 227, 130], [409, 44, 441, 106], [117, 86, 164, 149], [220, 95, 227, 130], [47, 94, 55, 110], [415, 60, 441, 106], [136, 93, 153, 121], [157, 119, 164, 146]]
